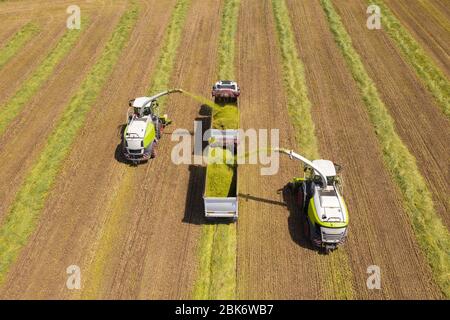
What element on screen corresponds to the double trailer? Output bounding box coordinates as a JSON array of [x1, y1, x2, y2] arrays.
[[202, 81, 240, 221], [203, 129, 239, 221]]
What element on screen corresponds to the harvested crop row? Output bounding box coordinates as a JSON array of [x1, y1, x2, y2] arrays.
[[271, 0, 354, 300], [80, 0, 190, 298], [0, 2, 139, 285], [0, 21, 87, 136], [321, 0, 450, 297], [369, 0, 449, 118], [147, 0, 190, 98], [0, 22, 38, 69], [192, 0, 240, 300]]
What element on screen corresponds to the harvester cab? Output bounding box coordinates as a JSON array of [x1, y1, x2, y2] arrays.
[[277, 148, 348, 254], [123, 89, 182, 163], [212, 80, 240, 103]]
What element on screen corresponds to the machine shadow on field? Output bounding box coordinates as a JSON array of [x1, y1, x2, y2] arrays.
[[280, 185, 314, 251]]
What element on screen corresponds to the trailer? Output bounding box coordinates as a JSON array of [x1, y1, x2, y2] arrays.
[[202, 80, 240, 222]]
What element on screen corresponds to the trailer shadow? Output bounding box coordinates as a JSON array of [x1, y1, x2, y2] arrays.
[[279, 184, 315, 251]]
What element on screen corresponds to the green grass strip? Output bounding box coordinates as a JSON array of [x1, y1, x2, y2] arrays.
[[272, 0, 354, 300], [0, 22, 38, 69], [370, 0, 450, 118], [147, 0, 190, 105], [321, 0, 450, 297], [193, 0, 240, 300], [271, 0, 319, 160], [0, 3, 139, 285], [0, 21, 87, 137]]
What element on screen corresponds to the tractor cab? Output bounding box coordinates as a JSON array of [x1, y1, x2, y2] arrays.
[[128, 97, 158, 119], [212, 80, 240, 102], [306, 160, 342, 188]]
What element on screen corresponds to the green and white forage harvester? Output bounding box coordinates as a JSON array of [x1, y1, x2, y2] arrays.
[[276, 148, 349, 253], [123, 89, 182, 164]]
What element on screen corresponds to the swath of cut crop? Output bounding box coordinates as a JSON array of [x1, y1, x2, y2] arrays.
[[192, 0, 240, 300], [321, 0, 450, 297], [370, 0, 449, 118], [271, 0, 354, 300], [0, 20, 88, 137], [0, 2, 139, 285], [0, 22, 38, 70]]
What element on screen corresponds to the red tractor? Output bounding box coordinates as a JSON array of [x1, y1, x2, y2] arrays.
[[212, 80, 240, 103]]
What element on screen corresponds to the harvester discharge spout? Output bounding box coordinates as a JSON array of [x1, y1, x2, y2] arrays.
[[147, 88, 183, 103], [275, 148, 328, 189]]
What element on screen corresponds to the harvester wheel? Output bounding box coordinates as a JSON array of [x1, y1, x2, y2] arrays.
[[287, 182, 295, 193], [303, 215, 310, 241]]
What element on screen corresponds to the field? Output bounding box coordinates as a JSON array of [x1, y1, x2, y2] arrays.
[[0, 0, 448, 299]]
